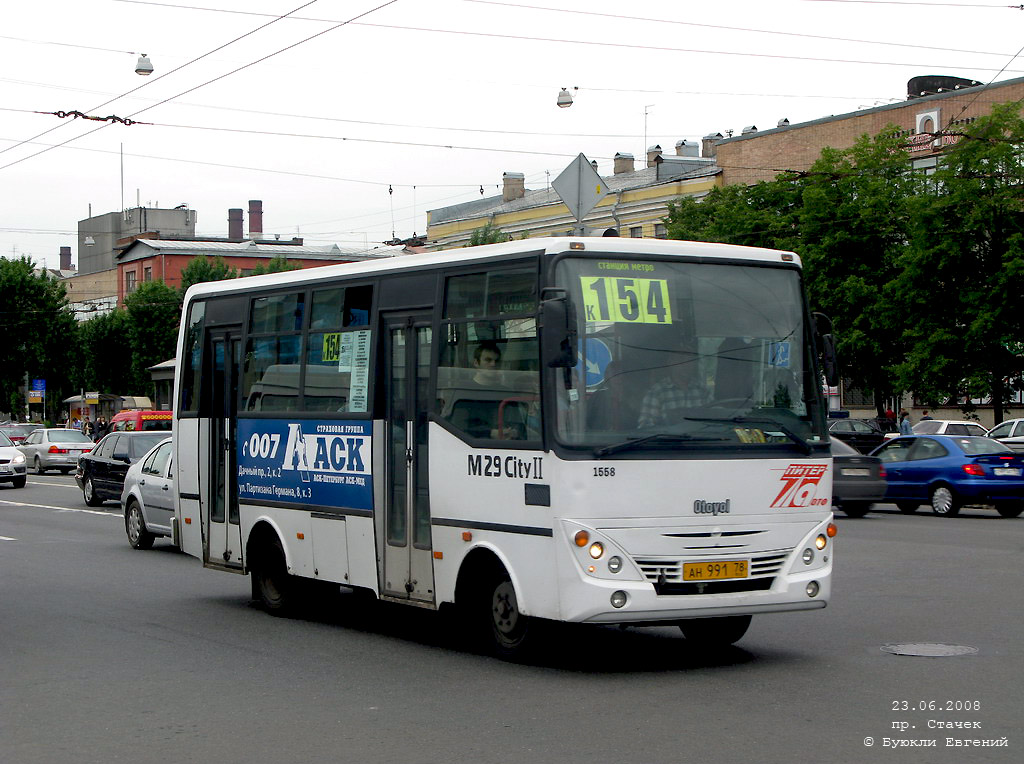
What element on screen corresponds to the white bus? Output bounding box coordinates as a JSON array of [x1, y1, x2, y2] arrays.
[[172, 237, 838, 656]]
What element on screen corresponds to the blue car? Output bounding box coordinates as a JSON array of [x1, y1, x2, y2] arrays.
[[871, 435, 1024, 518]]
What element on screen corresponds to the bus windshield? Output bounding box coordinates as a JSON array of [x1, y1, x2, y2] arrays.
[[552, 256, 828, 453]]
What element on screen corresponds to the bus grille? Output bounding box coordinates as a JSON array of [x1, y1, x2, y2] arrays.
[[634, 551, 790, 596]]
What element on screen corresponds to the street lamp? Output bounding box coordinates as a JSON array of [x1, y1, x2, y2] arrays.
[[557, 87, 577, 108], [135, 54, 154, 75]]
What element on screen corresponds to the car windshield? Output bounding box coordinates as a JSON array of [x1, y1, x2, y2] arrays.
[[50, 430, 94, 443], [2, 425, 36, 437], [552, 256, 828, 452], [953, 437, 1012, 455], [129, 434, 168, 457], [140, 419, 172, 431]]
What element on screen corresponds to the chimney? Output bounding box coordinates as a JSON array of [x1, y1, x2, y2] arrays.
[[590, 159, 599, 173], [702, 132, 723, 158], [613, 152, 635, 174], [741, 125, 758, 135], [228, 208, 244, 239], [248, 200, 263, 240], [59, 246, 72, 270], [502, 172, 525, 202], [646, 144, 662, 167], [674, 139, 699, 157]]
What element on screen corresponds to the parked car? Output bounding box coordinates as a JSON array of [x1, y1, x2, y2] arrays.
[[17, 428, 95, 474], [120, 437, 174, 549], [828, 418, 888, 454], [830, 437, 887, 517], [75, 431, 168, 506], [0, 423, 39, 444], [912, 419, 988, 437], [0, 430, 28, 488], [985, 418, 1024, 453], [870, 435, 1024, 517]]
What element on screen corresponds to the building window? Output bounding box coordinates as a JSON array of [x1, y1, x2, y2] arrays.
[[125, 271, 137, 294], [143, 266, 153, 282], [629, 226, 643, 238], [654, 223, 667, 239]]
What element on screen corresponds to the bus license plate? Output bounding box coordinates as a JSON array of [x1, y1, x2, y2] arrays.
[[683, 560, 748, 581]]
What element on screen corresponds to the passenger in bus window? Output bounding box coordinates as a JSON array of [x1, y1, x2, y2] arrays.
[[637, 349, 707, 428], [452, 341, 525, 439], [587, 361, 639, 431]]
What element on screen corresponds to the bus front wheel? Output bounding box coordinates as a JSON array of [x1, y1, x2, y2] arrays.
[[678, 615, 751, 648]]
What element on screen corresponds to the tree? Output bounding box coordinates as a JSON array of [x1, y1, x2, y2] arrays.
[[78, 310, 134, 397], [179, 255, 237, 294], [0, 257, 77, 421], [124, 281, 182, 396], [798, 128, 918, 415], [250, 256, 301, 276], [894, 102, 1024, 423], [467, 223, 508, 246]]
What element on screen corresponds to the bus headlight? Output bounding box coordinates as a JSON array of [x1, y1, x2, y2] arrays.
[[589, 542, 604, 559], [802, 548, 814, 565], [607, 556, 622, 573], [814, 534, 827, 550], [610, 591, 627, 608], [806, 581, 820, 597]]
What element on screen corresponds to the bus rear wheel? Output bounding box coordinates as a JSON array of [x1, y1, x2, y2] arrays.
[[678, 615, 752, 648], [251, 536, 296, 615]]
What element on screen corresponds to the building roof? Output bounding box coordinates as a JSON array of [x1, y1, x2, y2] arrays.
[[428, 161, 720, 226], [715, 74, 1024, 146], [117, 238, 406, 263]]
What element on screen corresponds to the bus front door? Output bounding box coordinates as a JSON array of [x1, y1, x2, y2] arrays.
[[205, 327, 243, 570], [382, 313, 435, 603]]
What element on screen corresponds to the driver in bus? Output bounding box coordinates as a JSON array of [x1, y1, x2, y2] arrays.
[[637, 346, 707, 428], [460, 341, 525, 439]]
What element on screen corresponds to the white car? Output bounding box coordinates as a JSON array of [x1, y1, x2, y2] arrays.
[[17, 428, 95, 474], [912, 419, 988, 437], [120, 437, 174, 550], [986, 418, 1024, 453], [0, 430, 28, 488]]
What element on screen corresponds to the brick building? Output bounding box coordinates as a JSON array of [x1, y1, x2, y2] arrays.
[[712, 75, 1021, 187]]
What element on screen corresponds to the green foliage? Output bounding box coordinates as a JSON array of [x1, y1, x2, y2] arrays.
[[467, 223, 508, 246], [0, 257, 78, 421], [250, 256, 301, 276], [179, 254, 238, 294], [124, 281, 182, 397]]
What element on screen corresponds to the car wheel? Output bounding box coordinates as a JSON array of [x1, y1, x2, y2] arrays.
[[678, 615, 752, 648], [125, 500, 155, 549], [841, 502, 872, 518], [10, 476, 26, 488], [34, 457, 46, 475], [896, 502, 919, 514], [82, 477, 104, 507], [996, 502, 1023, 518], [59, 468, 72, 475], [930, 485, 960, 517]]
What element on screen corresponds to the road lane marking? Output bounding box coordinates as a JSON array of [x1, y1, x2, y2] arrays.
[[0, 535, 16, 541], [0, 498, 119, 517]]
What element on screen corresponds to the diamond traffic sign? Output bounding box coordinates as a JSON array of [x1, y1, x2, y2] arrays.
[[552, 153, 608, 224]]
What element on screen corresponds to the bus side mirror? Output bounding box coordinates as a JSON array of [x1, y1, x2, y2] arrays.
[[813, 312, 840, 387], [540, 292, 578, 369]]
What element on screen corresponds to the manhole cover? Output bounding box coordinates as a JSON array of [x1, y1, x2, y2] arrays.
[[881, 643, 979, 657]]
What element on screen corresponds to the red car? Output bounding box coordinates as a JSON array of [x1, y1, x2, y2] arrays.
[[0, 423, 39, 445]]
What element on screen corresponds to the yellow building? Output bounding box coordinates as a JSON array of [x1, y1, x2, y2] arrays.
[[425, 142, 722, 250]]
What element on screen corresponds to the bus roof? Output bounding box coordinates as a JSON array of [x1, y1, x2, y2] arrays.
[[181, 237, 800, 304]]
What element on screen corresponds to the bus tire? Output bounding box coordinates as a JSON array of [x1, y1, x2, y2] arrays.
[[678, 615, 752, 648], [251, 535, 296, 615]]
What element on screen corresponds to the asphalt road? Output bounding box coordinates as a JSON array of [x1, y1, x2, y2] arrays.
[[1, 474, 1021, 764]]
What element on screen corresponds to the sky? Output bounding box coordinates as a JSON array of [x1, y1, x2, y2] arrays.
[[3, 0, 1024, 268]]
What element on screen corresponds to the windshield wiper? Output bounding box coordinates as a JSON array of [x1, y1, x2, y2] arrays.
[[595, 433, 726, 458], [683, 415, 815, 455]]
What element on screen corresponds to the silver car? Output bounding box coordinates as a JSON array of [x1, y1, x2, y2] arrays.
[[0, 431, 28, 488], [120, 437, 174, 549], [986, 418, 1024, 453], [17, 428, 95, 474]]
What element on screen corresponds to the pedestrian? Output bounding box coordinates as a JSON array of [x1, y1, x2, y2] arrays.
[[921, 410, 933, 420], [898, 410, 913, 435], [94, 416, 107, 441], [82, 417, 94, 439], [884, 407, 895, 421]]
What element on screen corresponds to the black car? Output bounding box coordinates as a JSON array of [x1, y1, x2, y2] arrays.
[[831, 437, 887, 517], [828, 418, 888, 454], [75, 431, 169, 506]]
